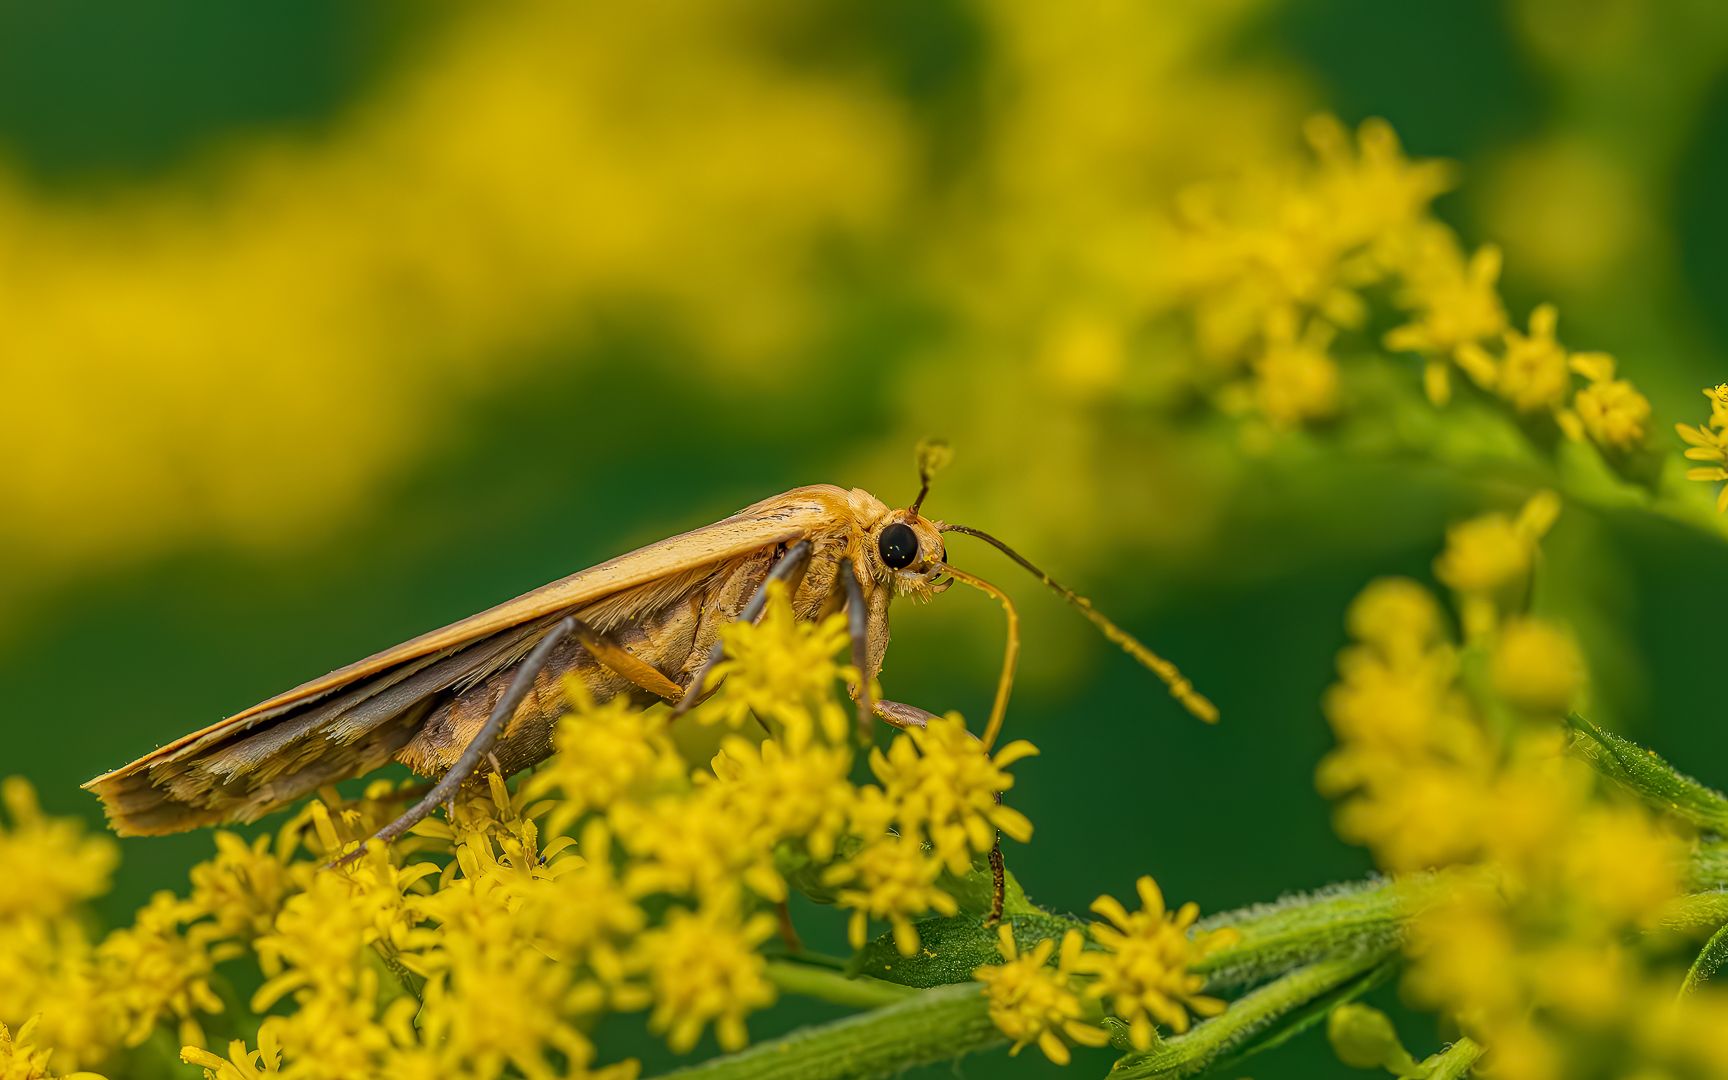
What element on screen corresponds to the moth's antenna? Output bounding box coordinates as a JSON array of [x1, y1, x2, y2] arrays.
[[931, 561, 1018, 751], [939, 524, 1219, 723], [909, 438, 952, 516]]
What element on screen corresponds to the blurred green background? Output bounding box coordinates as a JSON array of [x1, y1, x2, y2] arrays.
[[4, 0, 1728, 1075]]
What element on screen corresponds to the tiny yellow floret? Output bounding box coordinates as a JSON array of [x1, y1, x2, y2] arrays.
[[1074, 876, 1235, 1050]]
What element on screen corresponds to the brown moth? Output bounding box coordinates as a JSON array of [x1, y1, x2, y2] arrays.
[[87, 458, 1214, 846]]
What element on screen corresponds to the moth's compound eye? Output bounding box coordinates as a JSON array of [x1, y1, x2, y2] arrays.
[[878, 522, 919, 569]]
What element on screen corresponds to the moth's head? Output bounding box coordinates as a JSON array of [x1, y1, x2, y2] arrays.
[[864, 510, 949, 599], [858, 437, 954, 599]]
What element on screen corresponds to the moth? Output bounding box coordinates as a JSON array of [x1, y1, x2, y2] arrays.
[[87, 451, 1214, 852]]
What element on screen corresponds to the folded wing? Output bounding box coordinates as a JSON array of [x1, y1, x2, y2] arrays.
[[85, 485, 853, 835]]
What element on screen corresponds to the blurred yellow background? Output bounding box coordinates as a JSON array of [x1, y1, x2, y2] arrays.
[[5, 0, 1728, 1074]]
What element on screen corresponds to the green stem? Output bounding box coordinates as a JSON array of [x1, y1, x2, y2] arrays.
[[649, 982, 999, 1080], [1197, 873, 1456, 988], [1421, 1036, 1485, 1080], [1108, 947, 1396, 1079], [764, 962, 917, 1008]]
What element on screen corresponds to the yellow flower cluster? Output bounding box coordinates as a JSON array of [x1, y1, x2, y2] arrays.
[[1177, 115, 1449, 430], [1678, 383, 1728, 512], [1319, 495, 1728, 1080], [1432, 488, 1561, 640], [0, 1016, 101, 1080], [1073, 876, 1236, 1051], [2, 583, 1040, 1078], [0, 776, 231, 1074], [971, 873, 1229, 1065], [1174, 115, 1651, 448], [973, 927, 1107, 1066]]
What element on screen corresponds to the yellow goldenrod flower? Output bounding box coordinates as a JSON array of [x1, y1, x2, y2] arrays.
[[709, 735, 854, 863], [1305, 116, 1454, 252], [1528, 943, 1629, 1025], [824, 834, 959, 957], [1385, 227, 1506, 362], [0, 1015, 104, 1080], [1497, 303, 1571, 414], [1677, 384, 1728, 512], [868, 714, 1037, 874], [1558, 806, 1680, 928], [0, 778, 119, 923], [252, 856, 419, 1012], [974, 926, 1109, 1066], [1074, 876, 1234, 1049], [181, 1029, 282, 1079], [187, 832, 292, 942], [1177, 115, 1447, 425], [1490, 616, 1584, 715], [254, 970, 391, 1080], [521, 820, 644, 988], [1568, 352, 1649, 450], [1402, 891, 1524, 1034], [1332, 761, 1486, 870], [0, 1018, 56, 1080], [1319, 577, 1494, 870], [1343, 575, 1446, 664], [1, 918, 117, 1073], [697, 581, 855, 748], [632, 898, 776, 1054], [613, 785, 785, 904], [524, 677, 685, 834], [99, 890, 242, 1051], [414, 925, 597, 1080], [1251, 319, 1340, 429], [1432, 490, 1560, 637]]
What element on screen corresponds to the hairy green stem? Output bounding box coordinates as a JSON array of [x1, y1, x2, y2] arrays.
[[649, 982, 999, 1080], [1681, 921, 1728, 996], [1196, 873, 1458, 988], [764, 962, 916, 1008], [1108, 947, 1397, 1079]]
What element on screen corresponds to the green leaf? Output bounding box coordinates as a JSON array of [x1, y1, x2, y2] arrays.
[[849, 912, 1087, 988], [1682, 921, 1728, 996], [1568, 713, 1728, 832]]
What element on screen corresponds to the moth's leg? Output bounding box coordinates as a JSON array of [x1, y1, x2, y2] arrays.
[[331, 616, 577, 868], [986, 818, 1006, 928], [670, 540, 813, 722], [569, 618, 684, 703], [837, 560, 873, 744]]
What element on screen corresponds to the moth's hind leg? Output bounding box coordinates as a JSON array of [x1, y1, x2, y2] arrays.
[[333, 617, 579, 867]]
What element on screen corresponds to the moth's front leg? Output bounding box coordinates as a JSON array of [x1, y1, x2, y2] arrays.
[[840, 566, 940, 732]]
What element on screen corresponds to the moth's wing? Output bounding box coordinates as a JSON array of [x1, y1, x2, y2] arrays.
[[86, 485, 855, 835]]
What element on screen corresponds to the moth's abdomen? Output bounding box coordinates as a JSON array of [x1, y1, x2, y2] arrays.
[[397, 592, 704, 777]]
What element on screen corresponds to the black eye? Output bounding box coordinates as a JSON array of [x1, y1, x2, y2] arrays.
[[878, 522, 919, 569]]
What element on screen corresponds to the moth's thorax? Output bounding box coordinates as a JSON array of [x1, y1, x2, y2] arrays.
[[847, 486, 947, 601]]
